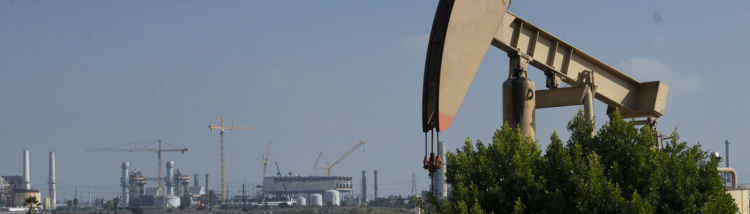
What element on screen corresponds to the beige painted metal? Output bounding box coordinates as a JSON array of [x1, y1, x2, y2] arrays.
[[491, 12, 669, 119], [718, 167, 738, 188], [720, 167, 748, 214], [535, 86, 589, 109], [727, 188, 749, 214], [422, 0, 511, 132], [502, 76, 536, 139]]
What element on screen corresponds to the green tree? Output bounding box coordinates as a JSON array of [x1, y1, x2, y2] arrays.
[[112, 197, 120, 214], [23, 196, 41, 214], [73, 198, 78, 211], [66, 200, 72, 211], [437, 110, 737, 214]]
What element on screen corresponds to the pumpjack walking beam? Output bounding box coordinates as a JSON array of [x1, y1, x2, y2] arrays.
[[420, 0, 668, 173]]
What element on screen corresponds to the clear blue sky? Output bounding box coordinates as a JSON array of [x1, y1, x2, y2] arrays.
[[2, 1, 750, 201]]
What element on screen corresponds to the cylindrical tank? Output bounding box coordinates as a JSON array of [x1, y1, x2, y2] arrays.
[[296, 197, 307, 206], [166, 161, 174, 195], [154, 194, 181, 208], [121, 162, 130, 204], [310, 194, 323, 206], [503, 71, 536, 139], [205, 174, 209, 190], [323, 190, 340, 206]]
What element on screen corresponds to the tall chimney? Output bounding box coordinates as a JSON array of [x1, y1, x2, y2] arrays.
[[361, 171, 367, 202], [23, 150, 30, 190], [49, 152, 56, 209], [205, 174, 209, 192], [726, 140, 730, 167], [725, 140, 731, 186], [166, 161, 175, 195], [194, 174, 199, 187], [121, 162, 130, 204], [436, 141, 447, 200], [374, 170, 378, 200]]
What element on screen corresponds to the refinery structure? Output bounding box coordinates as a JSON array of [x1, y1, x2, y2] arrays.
[[0, 138, 374, 211], [1, 151, 42, 209]]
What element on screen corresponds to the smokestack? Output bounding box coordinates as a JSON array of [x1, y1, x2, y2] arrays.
[[49, 152, 56, 209], [194, 174, 199, 187], [726, 140, 730, 167], [205, 174, 209, 191], [374, 170, 378, 200], [725, 140, 731, 186], [361, 171, 367, 202], [436, 141, 447, 200], [121, 162, 130, 205], [166, 161, 174, 195], [23, 150, 30, 190]]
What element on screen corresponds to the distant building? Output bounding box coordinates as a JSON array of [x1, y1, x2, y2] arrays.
[[262, 176, 353, 200], [11, 188, 41, 207], [1, 175, 24, 207]]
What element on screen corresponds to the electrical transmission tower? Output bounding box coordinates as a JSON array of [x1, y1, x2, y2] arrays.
[[411, 171, 417, 196]]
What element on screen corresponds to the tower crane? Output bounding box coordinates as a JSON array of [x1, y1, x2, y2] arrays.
[[87, 140, 188, 195], [313, 141, 366, 176], [208, 117, 252, 203], [262, 142, 271, 178]]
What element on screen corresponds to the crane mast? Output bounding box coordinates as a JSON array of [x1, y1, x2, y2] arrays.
[[208, 117, 252, 203], [313, 141, 366, 176], [262, 142, 271, 179]]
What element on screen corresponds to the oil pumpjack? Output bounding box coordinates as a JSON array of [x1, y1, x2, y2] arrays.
[[420, 0, 669, 179]]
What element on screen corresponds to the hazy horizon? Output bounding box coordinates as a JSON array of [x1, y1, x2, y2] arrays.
[[2, 0, 750, 202]]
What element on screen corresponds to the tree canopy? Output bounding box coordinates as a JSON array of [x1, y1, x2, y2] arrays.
[[435, 110, 737, 214]]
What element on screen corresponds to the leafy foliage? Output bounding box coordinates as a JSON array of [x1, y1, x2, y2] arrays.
[[23, 196, 40, 214], [436, 110, 737, 214]]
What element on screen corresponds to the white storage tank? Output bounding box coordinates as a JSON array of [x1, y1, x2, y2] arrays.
[[296, 197, 307, 206], [323, 190, 340, 206], [154, 194, 180, 208], [310, 194, 323, 206]]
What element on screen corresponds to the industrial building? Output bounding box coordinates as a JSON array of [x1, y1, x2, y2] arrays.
[[262, 175, 353, 200], [1, 150, 44, 208], [120, 161, 204, 208]]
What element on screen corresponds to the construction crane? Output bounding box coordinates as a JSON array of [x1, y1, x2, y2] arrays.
[[313, 141, 366, 176], [262, 142, 271, 178], [87, 140, 187, 195], [274, 162, 287, 200], [208, 117, 252, 203]]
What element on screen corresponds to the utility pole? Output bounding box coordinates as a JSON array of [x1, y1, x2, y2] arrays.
[[89, 178, 91, 210]]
